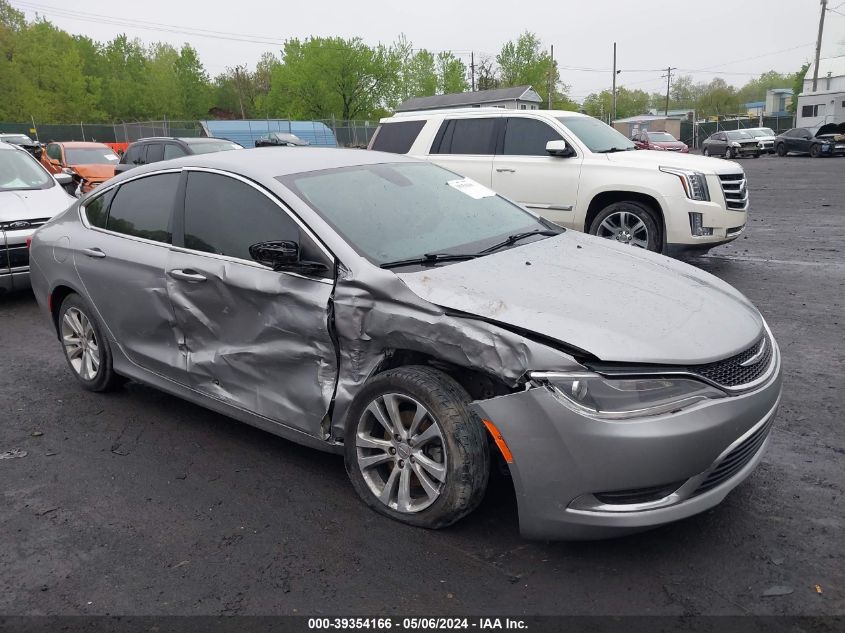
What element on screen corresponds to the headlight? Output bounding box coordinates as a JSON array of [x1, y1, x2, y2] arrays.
[[529, 371, 724, 419], [730, 142, 741, 147], [650, 144, 665, 150], [659, 166, 710, 201]]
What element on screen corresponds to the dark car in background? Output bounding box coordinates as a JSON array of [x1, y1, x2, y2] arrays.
[[774, 124, 845, 158], [255, 132, 309, 147], [701, 130, 760, 159], [115, 137, 242, 175], [0, 133, 43, 159], [632, 130, 689, 153]]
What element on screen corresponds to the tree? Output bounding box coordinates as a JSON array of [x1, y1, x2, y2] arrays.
[[790, 63, 809, 114], [695, 78, 741, 117], [475, 55, 499, 91], [496, 31, 557, 106], [582, 87, 650, 120], [436, 51, 468, 94], [736, 70, 791, 104]]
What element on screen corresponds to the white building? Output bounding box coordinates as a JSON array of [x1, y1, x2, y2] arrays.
[[797, 56, 845, 127]]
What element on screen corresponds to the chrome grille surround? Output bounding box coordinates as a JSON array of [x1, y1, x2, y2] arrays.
[[718, 172, 749, 210]]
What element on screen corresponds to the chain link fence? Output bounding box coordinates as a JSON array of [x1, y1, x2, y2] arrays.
[[681, 115, 796, 148]]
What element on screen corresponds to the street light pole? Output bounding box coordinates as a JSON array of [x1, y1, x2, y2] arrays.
[[612, 42, 617, 122]]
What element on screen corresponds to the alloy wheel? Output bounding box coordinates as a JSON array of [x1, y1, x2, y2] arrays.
[[355, 393, 447, 513], [61, 307, 100, 381], [595, 210, 649, 248]]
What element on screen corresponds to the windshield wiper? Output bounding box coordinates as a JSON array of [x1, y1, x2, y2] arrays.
[[380, 252, 478, 269], [596, 146, 635, 153], [478, 229, 561, 254]]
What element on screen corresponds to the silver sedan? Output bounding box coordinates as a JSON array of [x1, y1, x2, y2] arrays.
[[28, 148, 782, 539]]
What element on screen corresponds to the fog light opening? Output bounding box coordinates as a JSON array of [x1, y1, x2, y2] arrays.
[[689, 212, 714, 237]]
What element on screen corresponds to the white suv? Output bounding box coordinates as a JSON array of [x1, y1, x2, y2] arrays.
[[369, 108, 749, 255]]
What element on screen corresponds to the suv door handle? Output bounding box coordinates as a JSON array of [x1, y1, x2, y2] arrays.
[[169, 269, 207, 283], [81, 247, 106, 258], [496, 168, 516, 173]]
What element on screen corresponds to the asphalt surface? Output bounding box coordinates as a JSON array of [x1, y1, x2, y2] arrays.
[[1, 155, 843, 617]]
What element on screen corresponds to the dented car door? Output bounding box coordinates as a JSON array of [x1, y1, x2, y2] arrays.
[[165, 169, 338, 436]]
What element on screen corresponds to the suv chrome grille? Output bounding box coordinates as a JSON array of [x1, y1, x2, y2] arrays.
[[718, 173, 748, 210], [693, 416, 774, 495], [689, 333, 773, 388]]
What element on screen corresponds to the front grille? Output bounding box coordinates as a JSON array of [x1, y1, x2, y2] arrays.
[[6, 245, 29, 269], [718, 172, 748, 210], [689, 334, 773, 388], [0, 217, 51, 231], [693, 417, 774, 495], [594, 480, 686, 505]]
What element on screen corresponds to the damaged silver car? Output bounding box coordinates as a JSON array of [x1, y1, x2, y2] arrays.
[[28, 148, 782, 539]]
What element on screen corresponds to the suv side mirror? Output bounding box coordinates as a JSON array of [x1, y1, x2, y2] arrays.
[[546, 140, 574, 157]]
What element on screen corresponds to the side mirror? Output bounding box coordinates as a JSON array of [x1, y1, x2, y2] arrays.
[[249, 240, 299, 270], [54, 173, 76, 195], [546, 140, 574, 157]]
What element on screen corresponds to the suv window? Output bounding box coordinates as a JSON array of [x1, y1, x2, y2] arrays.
[[164, 144, 187, 160], [106, 173, 179, 243], [145, 143, 164, 163], [183, 171, 308, 266], [503, 117, 563, 156], [432, 118, 497, 155], [84, 188, 116, 229], [122, 144, 145, 165], [371, 120, 426, 154]]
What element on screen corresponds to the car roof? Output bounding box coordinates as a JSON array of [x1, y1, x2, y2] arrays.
[[110, 147, 419, 180], [129, 136, 233, 144], [386, 107, 589, 120], [55, 141, 112, 148]]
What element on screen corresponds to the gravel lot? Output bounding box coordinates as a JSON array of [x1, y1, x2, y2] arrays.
[[1, 155, 842, 617]]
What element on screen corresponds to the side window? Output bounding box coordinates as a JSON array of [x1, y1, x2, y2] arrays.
[[106, 173, 179, 243], [145, 143, 164, 163], [370, 120, 426, 154], [183, 172, 313, 265], [502, 118, 564, 156], [46, 144, 61, 161], [164, 144, 187, 160], [84, 188, 115, 229], [122, 144, 144, 165], [432, 118, 497, 155]]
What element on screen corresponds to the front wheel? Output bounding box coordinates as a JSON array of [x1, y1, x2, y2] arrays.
[[344, 366, 489, 530], [725, 147, 735, 159], [776, 143, 787, 157], [59, 293, 123, 392], [703, 147, 711, 156], [589, 201, 661, 252], [810, 144, 821, 158]]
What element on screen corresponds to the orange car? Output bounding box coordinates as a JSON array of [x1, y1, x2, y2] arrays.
[[41, 141, 120, 194]]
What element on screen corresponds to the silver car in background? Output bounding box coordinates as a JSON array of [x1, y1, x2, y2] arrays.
[[28, 148, 782, 539], [1, 142, 74, 293]]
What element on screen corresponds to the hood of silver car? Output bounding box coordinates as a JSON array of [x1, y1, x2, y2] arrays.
[[0, 186, 72, 223], [397, 231, 763, 365]]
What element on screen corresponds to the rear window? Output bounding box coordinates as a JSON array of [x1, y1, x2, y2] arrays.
[[106, 173, 179, 243], [432, 118, 497, 155], [370, 120, 426, 154]]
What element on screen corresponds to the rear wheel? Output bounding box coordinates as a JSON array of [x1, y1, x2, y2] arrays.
[[589, 201, 661, 252], [776, 143, 787, 157], [59, 293, 123, 392], [344, 366, 489, 530]]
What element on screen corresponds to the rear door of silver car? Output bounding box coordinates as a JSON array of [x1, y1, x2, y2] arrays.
[[165, 169, 338, 437], [75, 171, 187, 379]]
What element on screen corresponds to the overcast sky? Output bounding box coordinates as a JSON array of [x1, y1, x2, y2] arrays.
[[13, 0, 845, 99]]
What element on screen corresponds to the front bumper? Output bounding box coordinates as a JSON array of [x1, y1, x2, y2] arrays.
[[470, 344, 782, 540], [0, 227, 35, 293]]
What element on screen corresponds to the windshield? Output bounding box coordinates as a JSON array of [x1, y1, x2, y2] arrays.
[[558, 116, 636, 152], [188, 141, 242, 154], [0, 149, 53, 191], [65, 147, 119, 164], [1, 135, 34, 145], [725, 130, 753, 140], [647, 132, 677, 142], [746, 128, 775, 137], [282, 162, 549, 266]]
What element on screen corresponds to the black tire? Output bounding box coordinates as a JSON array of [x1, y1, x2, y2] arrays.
[[344, 365, 489, 530], [588, 201, 662, 252], [58, 293, 123, 392], [725, 148, 735, 159], [752, 152, 760, 158], [702, 146, 710, 156], [810, 144, 821, 158], [776, 143, 787, 157]]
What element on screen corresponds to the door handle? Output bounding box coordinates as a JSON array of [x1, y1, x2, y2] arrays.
[[81, 247, 106, 258], [496, 168, 516, 173], [169, 269, 207, 283]]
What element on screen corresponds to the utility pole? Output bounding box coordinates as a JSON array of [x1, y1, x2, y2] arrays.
[[812, 0, 828, 91], [471, 52, 476, 92], [664, 66, 675, 116], [612, 42, 617, 122], [548, 44, 554, 109]]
